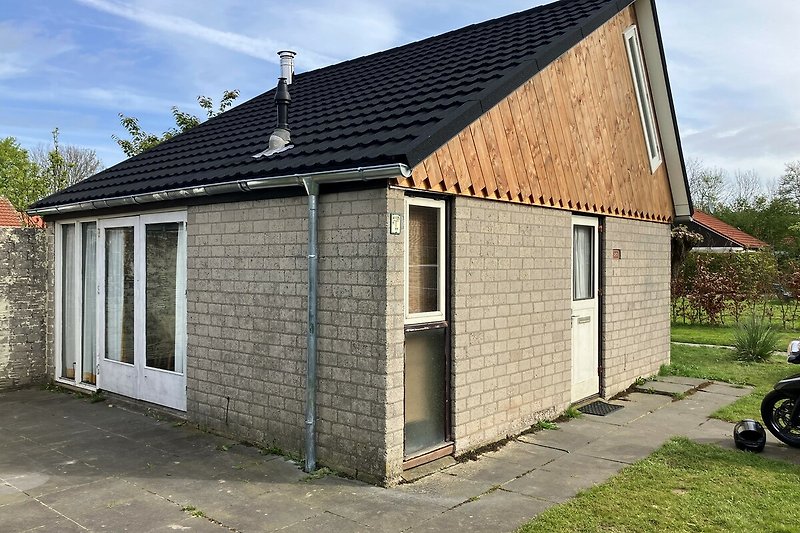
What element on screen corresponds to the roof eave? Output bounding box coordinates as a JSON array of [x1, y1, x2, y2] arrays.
[[634, 0, 693, 220], [28, 163, 411, 217]]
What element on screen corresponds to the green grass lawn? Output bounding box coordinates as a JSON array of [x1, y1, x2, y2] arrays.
[[518, 437, 800, 533], [671, 322, 798, 347], [660, 343, 797, 422]]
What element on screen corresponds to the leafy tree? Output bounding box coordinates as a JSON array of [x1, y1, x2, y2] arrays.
[[31, 128, 103, 194], [113, 90, 240, 157], [777, 161, 800, 207], [0, 137, 47, 211]]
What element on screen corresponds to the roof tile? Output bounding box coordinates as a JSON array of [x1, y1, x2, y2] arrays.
[[33, 0, 621, 210]]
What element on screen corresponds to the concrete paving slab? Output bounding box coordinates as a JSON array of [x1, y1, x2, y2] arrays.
[[395, 471, 490, 509], [517, 418, 615, 451], [653, 376, 709, 387], [314, 486, 449, 532], [2, 381, 798, 533], [635, 379, 694, 396], [280, 510, 371, 533], [572, 426, 670, 464], [409, 489, 551, 533], [585, 393, 672, 425], [443, 456, 529, 485], [504, 455, 626, 504], [703, 382, 753, 397], [0, 499, 68, 532], [199, 490, 322, 532]]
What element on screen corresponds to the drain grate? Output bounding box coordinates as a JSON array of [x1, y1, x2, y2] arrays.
[[577, 400, 623, 417]]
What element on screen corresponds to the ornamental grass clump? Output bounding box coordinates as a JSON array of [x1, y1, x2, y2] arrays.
[[734, 317, 779, 362]]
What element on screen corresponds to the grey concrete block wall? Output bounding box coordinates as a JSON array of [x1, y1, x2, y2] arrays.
[[186, 188, 396, 482], [602, 217, 671, 397], [0, 227, 48, 391], [451, 197, 572, 454]]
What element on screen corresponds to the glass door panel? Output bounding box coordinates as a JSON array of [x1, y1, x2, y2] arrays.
[[60, 224, 77, 380], [81, 222, 97, 384], [404, 328, 447, 456], [105, 226, 135, 364], [145, 222, 179, 372]]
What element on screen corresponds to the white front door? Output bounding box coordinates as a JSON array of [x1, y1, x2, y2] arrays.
[[571, 216, 600, 402], [98, 212, 187, 411]]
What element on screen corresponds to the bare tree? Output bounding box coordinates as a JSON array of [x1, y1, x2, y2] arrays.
[[686, 157, 727, 212], [31, 128, 103, 194], [728, 169, 762, 209]]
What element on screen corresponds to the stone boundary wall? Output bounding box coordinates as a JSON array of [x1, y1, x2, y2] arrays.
[[0, 227, 48, 391]]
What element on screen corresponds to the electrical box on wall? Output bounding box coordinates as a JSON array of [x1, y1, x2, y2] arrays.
[[390, 213, 402, 235]]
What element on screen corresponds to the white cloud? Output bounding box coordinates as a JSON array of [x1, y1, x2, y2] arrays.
[[660, 0, 800, 180], [0, 22, 75, 80], [75, 0, 337, 69]]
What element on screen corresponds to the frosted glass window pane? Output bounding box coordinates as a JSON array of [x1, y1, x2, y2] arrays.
[[408, 206, 440, 314], [81, 222, 97, 384], [404, 328, 446, 456], [145, 223, 179, 371], [61, 225, 76, 380], [573, 225, 594, 301], [105, 227, 134, 364]]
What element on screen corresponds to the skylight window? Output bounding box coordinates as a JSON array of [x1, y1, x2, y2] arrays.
[[624, 25, 662, 172]]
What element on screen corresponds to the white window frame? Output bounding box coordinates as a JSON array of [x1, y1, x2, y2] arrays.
[[54, 219, 98, 391], [404, 197, 446, 325], [624, 24, 662, 173]]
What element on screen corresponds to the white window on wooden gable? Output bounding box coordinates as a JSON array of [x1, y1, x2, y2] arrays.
[[624, 24, 662, 172], [404, 197, 446, 324]]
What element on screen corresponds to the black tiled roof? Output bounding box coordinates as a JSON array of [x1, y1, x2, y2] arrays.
[[34, 0, 630, 209]]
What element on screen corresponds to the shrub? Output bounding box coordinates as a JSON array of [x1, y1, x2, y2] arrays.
[[733, 317, 779, 362]]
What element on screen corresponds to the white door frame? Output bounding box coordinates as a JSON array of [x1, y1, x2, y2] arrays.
[[97, 212, 187, 411], [97, 216, 139, 400], [570, 215, 600, 402], [54, 220, 97, 390]]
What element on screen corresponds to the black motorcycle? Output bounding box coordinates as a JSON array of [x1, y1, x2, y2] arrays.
[[761, 340, 800, 447]]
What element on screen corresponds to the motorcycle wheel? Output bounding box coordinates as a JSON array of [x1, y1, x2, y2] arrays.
[[761, 389, 800, 448]]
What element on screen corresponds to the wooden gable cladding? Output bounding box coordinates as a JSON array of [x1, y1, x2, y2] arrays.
[[394, 7, 675, 222]]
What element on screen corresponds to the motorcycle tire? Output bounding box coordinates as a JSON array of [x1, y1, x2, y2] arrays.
[[761, 389, 800, 448]]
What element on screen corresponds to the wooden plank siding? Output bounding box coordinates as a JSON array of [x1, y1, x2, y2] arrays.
[[395, 7, 675, 222]]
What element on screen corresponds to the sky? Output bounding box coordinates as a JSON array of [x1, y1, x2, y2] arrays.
[[1, 0, 799, 189]]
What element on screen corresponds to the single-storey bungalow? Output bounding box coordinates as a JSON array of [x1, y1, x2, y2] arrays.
[[30, 0, 692, 483], [688, 210, 767, 252]]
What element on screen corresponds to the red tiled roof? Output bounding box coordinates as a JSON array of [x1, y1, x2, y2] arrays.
[[693, 210, 767, 250], [0, 197, 45, 228]]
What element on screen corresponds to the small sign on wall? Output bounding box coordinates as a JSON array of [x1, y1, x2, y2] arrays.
[[612, 248, 622, 260], [390, 213, 402, 235]]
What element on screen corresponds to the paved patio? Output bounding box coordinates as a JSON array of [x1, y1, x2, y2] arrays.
[[0, 379, 795, 532]]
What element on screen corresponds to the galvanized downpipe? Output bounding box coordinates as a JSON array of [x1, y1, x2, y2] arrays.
[[302, 177, 319, 473]]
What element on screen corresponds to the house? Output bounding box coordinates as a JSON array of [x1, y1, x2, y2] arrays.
[[0, 197, 44, 228], [688, 210, 767, 252], [29, 0, 692, 484]]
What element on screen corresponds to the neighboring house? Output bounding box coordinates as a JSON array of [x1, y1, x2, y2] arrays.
[[30, 0, 692, 483], [689, 210, 767, 252], [0, 197, 44, 228]]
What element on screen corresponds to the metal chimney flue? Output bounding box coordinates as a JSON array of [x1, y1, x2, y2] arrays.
[[278, 50, 296, 85]]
